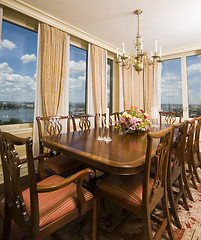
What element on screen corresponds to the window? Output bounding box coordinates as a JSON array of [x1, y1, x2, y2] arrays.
[[0, 20, 37, 125], [107, 58, 113, 112], [187, 54, 201, 117], [161, 58, 183, 113], [69, 45, 87, 115]]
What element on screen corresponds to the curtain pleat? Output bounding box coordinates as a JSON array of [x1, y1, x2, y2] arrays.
[[122, 67, 133, 110], [91, 44, 107, 113], [40, 23, 67, 117]]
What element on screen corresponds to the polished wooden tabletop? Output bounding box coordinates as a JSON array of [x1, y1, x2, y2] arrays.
[[42, 126, 163, 175]]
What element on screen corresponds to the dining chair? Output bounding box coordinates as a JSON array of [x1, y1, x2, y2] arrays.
[[0, 131, 96, 240], [182, 119, 197, 201], [71, 113, 97, 131], [92, 126, 175, 240], [167, 122, 189, 229], [191, 116, 201, 182], [36, 115, 85, 178], [159, 111, 182, 128]]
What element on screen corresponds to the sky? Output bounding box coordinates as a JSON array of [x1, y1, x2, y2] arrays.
[[0, 21, 37, 102], [161, 55, 201, 105]]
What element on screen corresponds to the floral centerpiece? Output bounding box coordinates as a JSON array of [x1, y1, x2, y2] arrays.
[[116, 106, 152, 133]]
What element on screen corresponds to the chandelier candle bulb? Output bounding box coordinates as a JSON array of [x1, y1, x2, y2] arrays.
[[122, 42, 125, 54], [159, 47, 162, 57], [141, 39, 143, 51], [155, 41, 158, 53], [117, 48, 119, 58]]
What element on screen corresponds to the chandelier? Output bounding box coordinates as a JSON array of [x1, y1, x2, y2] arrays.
[[116, 9, 163, 72]]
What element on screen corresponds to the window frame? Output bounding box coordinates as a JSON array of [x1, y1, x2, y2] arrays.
[[161, 49, 201, 119], [69, 43, 88, 115], [107, 58, 113, 113]]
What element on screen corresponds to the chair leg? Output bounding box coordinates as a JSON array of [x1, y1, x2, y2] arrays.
[[191, 155, 201, 183], [162, 194, 175, 240], [178, 175, 189, 211], [187, 162, 197, 189], [1, 203, 11, 240], [167, 177, 182, 229], [182, 164, 194, 201], [92, 197, 100, 240], [143, 210, 153, 240]]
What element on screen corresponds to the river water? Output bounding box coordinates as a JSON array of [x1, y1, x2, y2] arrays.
[[0, 109, 34, 123]]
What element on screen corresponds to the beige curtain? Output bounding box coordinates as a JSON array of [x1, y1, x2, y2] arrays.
[[40, 23, 67, 117], [122, 67, 133, 110], [91, 44, 107, 113], [143, 64, 157, 115]]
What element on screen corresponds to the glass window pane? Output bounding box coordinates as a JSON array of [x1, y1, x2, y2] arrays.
[[187, 54, 201, 117], [69, 45, 87, 115], [107, 58, 113, 112], [0, 21, 37, 125], [161, 58, 183, 113]]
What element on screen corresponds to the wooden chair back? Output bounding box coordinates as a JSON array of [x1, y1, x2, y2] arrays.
[[185, 119, 195, 164], [194, 116, 201, 154], [0, 131, 39, 238], [101, 112, 119, 127], [159, 111, 182, 128], [36, 115, 70, 154], [0, 131, 95, 240], [172, 122, 188, 169], [143, 126, 173, 206], [71, 114, 97, 131]]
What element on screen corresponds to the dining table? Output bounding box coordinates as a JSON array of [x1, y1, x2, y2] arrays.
[[41, 126, 164, 176]]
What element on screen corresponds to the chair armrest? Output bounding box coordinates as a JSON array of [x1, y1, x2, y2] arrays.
[[36, 168, 95, 193]]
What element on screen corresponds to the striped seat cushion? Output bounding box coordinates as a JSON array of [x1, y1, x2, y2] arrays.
[[23, 175, 93, 228], [97, 173, 154, 206], [44, 154, 85, 174]]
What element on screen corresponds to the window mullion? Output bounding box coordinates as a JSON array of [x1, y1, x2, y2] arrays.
[[181, 55, 189, 120]]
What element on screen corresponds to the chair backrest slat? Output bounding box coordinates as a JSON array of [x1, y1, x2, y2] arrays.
[[143, 126, 173, 205], [71, 114, 97, 131], [159, 111, 182, 128]]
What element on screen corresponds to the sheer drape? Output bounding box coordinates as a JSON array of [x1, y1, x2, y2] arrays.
[[122, 67, 133, 110], [119, 66, 124, 112], [91, 44, 107, 113], [143, 63, 160, 120], [40, 23, 67, 117]]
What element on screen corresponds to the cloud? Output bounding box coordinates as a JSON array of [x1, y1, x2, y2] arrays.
[[20, 54, 37, 64], [187, 63, 201, 75], [69, 60, 86, 75], [0, 39, 16, 50], [0, 64, 36, 101], [0, 62, 14, 73]]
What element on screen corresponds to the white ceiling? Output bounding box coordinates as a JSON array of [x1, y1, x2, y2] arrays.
[[21, 0, 201, 54]]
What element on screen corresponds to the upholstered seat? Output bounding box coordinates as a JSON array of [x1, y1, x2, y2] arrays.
[[43, 154, 84, 175], [23, 174, 93, 228], [97, 174, 154, 206]]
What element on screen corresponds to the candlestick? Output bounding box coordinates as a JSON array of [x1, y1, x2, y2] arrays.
[[99, 108, 102, 128], [106, 107, 109, 128]]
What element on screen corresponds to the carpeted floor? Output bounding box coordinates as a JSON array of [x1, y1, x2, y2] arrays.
[[1, 169, 201, 240]]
